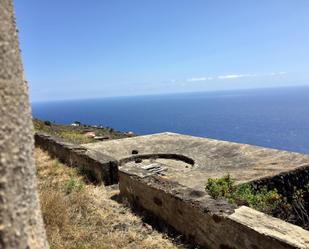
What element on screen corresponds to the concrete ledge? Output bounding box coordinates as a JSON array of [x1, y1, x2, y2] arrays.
[[34, 133, 118, 185], [229, 206, 309, 249], [119, 170, 309, 249]]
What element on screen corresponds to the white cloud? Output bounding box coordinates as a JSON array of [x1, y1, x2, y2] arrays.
[[269, 72, 287, 76], [218, 74, 244, 79], [217, 74, 257, 80], [186, 77, 213, 82], [185, 72, 286, 83]]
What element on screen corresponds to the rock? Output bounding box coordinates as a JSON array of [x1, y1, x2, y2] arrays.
[[84, 131, 96, 138], [94, 136, 109, 141]]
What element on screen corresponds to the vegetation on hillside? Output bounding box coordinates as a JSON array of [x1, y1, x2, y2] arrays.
[[35, 148, 187, 249], [206, 174, 309, 230], [33, 119, 132, 144]]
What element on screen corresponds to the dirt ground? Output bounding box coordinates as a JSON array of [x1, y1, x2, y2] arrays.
[[35, 148, 190, 249]]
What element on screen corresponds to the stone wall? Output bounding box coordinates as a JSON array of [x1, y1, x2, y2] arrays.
[[119, 171, 309, 249], [250, 165, 309, 226], [0, 1, 48, 248], [251, 164, 309, 199], [35, 133, 118, 185]]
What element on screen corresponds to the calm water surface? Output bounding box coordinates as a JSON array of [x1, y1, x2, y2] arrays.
[[32, 86, 309, 154]]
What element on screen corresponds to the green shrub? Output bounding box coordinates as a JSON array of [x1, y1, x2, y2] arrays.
[[230, 184, 286, 213], [44, 120, 52, 126], [206, 174, 235, 199], [64, 178, 84, 194], [206, 175, 290, 214]]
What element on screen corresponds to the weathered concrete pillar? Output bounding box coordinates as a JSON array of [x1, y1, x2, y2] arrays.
[[0, 0, 48, 248]]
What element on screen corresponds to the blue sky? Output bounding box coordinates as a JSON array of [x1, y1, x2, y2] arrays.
[[14, 0, 309, 102]]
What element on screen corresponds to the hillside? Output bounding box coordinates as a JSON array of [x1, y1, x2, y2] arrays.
[[33, 119, 132, 144], [35, 148, 188, 249]]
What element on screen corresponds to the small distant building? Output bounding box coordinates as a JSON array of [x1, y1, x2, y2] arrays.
[[126, 131, 134, 136], [71, 121, 81, 126]]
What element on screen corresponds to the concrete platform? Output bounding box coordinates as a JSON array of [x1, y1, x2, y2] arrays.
[[37, 132, 309, 248], [83, 132, 309, 191]]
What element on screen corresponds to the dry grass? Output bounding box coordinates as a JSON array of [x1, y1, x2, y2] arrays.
[[35, 148, 187, 249], [33, 119, 130, 144]]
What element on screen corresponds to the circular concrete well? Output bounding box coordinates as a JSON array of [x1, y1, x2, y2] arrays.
[[119, 154, 195, 176]]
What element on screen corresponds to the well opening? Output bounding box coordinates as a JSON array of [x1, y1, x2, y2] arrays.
[[119, 153, 195, 176]]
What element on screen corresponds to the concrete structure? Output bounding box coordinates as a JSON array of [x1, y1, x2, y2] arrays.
[[84, 132, 309, 190], [35, 133, 118, 185], [84, 132, 309, 249], [119, 171, 309, 249], [0, 1, 48, 248], [35, 131, 309, 248]]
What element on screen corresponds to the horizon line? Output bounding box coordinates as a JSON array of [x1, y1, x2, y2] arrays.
[[30, 84, 309, 104]]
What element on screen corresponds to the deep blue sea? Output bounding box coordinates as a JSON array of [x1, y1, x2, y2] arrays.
[[32, 86, 309, 154]]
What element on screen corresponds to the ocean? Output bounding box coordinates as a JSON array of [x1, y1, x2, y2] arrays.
[[32, 86, 309, 154]]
